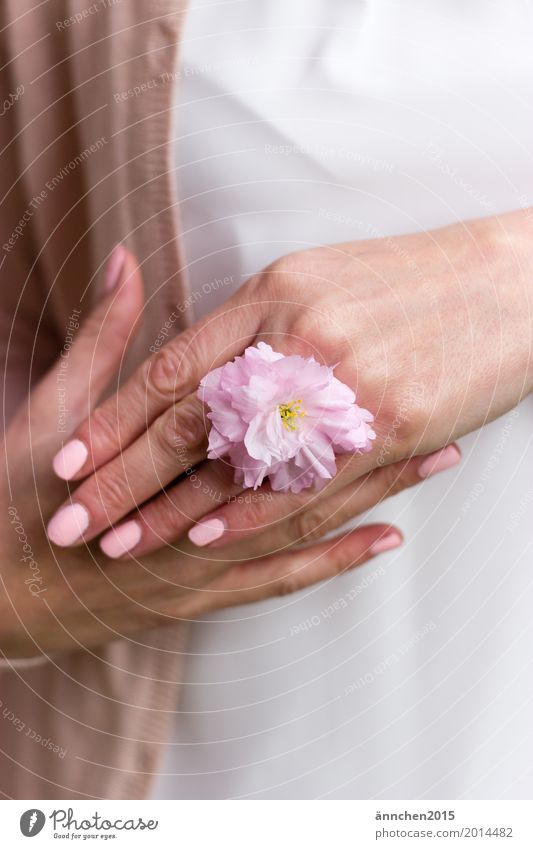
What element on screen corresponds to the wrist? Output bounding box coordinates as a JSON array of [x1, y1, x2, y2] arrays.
[[469, 211, 533, 397]]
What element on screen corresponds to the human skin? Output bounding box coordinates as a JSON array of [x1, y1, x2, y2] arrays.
[[45, 209, 531, 559], [1, 250, 447, 660]]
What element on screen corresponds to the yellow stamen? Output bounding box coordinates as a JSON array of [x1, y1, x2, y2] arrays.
[[279, 399, 305, 431]]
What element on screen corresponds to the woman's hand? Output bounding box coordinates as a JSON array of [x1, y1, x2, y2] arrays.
[[48, 210, 530, 556], [44, 210, 527, 558], [2, 249, 418, 661]]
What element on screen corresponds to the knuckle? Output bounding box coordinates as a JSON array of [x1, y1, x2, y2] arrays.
[[273, 572, 301, 597], [155, 401, 208, 458], [93, 468, 129, 515], [329, 547, 352, 576], [393, 462, 420, 496], [149, 340, 191, 399], [379, 382, 428, 457], [257, 251, 307, 301], [234, 501, 265, 532], [225, 494, 274, 533], [268, 249, 309, 280], [289, 311, 341, 362], [177, 401, 209, 446], [380, 460, 412, 496], [86, 404, 119, 454], [143, 493, 185, 537], [293, 507, 328, 543], [401, 408, 427, 455]]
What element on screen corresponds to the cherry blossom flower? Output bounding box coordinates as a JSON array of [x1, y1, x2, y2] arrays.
[[198, 342, 375, 493]]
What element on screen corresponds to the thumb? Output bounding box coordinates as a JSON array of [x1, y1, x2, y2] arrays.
[[29, 246, 144, 444]]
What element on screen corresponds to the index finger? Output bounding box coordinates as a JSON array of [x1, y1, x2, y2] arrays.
[[52, 283, 265, 481]]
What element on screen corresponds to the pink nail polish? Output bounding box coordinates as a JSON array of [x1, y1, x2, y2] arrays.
[[52, 439, 88, 480], [188, 517, 225, 547], [418, 445, 461, 480], [47, 503, 90, 547], [104, 244, 126, 292], [369, 530, 402, 556], [100, 520, 141, 558]]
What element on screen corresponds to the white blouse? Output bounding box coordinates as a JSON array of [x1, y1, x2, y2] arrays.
[[152, 0, 533, 799]]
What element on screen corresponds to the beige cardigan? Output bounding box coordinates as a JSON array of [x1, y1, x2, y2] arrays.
[[0, 0, 192, 799]]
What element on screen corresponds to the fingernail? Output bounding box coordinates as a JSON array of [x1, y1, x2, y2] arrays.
[[47, 503, 90, 547], [369, 530, 403, 556], [100, 520, 141, 558], [418, 445, 461, 480], [188, 517, 226, 547], [104, 244, 126, 292], [52, 439, 88, 480]]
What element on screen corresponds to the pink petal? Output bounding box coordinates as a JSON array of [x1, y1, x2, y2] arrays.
[[198, 342, 375, 494]]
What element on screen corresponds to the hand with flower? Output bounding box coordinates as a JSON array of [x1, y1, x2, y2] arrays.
[[46, 210, 533, 558], [2, 251, 420, 660]]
